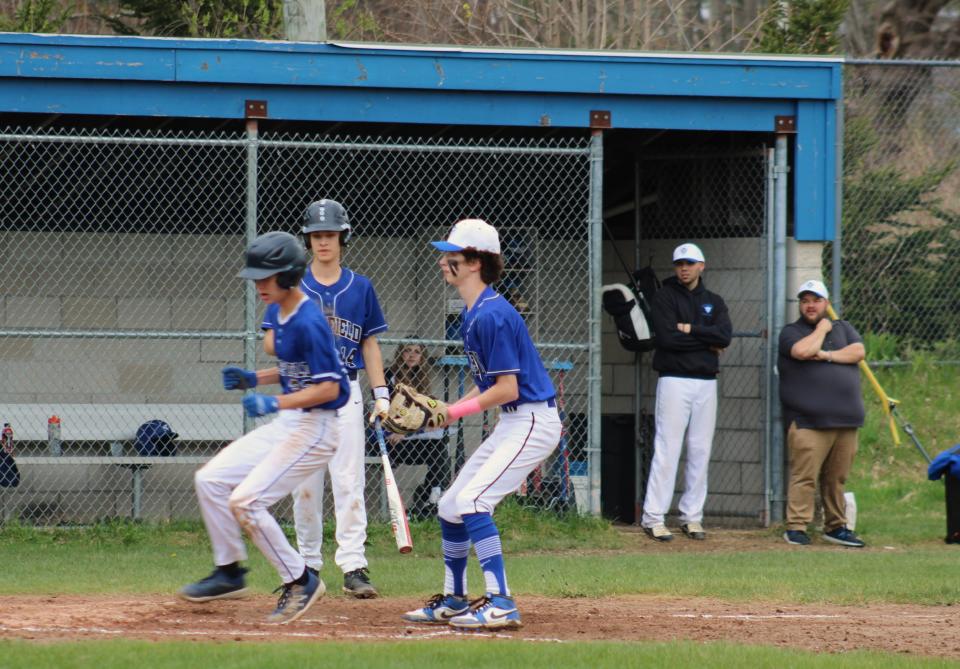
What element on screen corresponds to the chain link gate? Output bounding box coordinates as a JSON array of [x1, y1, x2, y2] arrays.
[[634, 148, 771, 523], [0, 124, 595, 526], [835, 60, 960, 361]]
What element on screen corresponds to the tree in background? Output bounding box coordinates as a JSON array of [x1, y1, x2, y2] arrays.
[[0, 0, 72, 31], [754, 0, 848, 54]]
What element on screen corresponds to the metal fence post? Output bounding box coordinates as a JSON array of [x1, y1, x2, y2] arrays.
[[243, 119, 259, 435], [588, 129, 604, 516], [769, 134, 789, 523], [831, 98, 844, 312]]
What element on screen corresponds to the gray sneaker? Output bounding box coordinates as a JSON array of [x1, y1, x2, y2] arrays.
[[266, 570, 325, 624], [343, 567, 379, 599]]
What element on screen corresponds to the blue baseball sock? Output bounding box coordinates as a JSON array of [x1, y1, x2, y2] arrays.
[[462, 512, 509, 596], [440, 518, 470, 597]]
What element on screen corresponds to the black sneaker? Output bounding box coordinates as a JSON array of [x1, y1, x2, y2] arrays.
[[823, 526, 865, 548], [783, 530, 811, 545], [343, 567, 379, 599], [178, 566, 249, 602]]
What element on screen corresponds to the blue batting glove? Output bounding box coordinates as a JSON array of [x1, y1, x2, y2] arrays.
[[223, 367, 258, 390], [242, 393, 279, 418]]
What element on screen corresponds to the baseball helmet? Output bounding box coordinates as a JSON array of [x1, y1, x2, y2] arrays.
[[237, 231, 306, 289], [135, 419, 178, 457], [302, 199, 352, 244]]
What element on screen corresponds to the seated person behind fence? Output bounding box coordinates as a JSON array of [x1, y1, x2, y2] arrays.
[[383, 342, 450, 519]]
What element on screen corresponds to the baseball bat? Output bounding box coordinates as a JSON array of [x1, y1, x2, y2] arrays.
[[826, 304, 931, 462], [373, 417, 413, 554]]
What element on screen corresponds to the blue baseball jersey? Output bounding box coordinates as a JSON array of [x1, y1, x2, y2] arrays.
[[461, 286, 555, 408], [299, 267, 388, 373], [261, 297, 350, 411]]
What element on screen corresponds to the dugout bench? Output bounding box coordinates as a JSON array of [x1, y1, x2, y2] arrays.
[[0, 403, 384, 522]]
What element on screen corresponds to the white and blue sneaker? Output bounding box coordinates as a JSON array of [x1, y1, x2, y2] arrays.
[[266, 570, 325, 624], [448, 594, 522, 630], [402, 594, 470, 623], [178, 566, 249, 602]]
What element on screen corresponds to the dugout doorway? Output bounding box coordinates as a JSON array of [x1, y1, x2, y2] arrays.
[[599, 129, 782, 527]]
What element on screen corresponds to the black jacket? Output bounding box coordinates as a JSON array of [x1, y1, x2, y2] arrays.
[[651, 276, 733, 379]]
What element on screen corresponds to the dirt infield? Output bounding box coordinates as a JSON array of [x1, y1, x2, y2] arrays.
[[1, 593, 958, 658]]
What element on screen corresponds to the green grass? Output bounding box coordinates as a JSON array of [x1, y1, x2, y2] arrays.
[[2, 363, 959, 666], [1, 639, 957, 669]]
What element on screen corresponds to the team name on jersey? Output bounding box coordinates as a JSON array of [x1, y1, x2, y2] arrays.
[[326, 316, 362, 345], [466, 350, 487, 379], [278, 360, 313, 391]]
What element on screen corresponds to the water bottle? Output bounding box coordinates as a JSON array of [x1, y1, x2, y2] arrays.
[[1, 423, 13, 455], [47, 415, 62, 456], [844, 491, 857, 531]]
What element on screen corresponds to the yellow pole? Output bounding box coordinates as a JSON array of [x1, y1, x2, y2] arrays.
[[826, 304, 900, 445]]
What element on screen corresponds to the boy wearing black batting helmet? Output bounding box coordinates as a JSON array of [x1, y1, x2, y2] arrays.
[[178, 231, 349, 624]]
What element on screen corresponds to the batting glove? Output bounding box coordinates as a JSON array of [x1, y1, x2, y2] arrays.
[[368, 386, 390, 425], [242, 393, 279, 418], [223, 367, 258, 391]]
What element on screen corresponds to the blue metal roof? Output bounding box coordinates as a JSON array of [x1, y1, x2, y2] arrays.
[[0, 33, 841, 240]]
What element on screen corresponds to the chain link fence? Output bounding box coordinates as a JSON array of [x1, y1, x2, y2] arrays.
[[0, 125, 595, 525], [835, 60, 960, 361]]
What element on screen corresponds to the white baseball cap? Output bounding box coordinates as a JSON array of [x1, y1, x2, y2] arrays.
[[431, 218, 501, 254], [797, 279, 829, 299], [672, 243, 705, 263]]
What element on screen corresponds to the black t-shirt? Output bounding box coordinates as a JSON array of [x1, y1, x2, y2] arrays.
[[777, 318, 865, 429]]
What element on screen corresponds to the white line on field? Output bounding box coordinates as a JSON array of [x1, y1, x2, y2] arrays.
[[0, 622, 563, 643], [673, 614, 842, 620]]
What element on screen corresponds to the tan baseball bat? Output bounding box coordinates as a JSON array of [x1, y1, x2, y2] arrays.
[[373, 418, 413, 553]]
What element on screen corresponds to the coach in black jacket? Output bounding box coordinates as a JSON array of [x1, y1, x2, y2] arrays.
[[641, 243, 732, 543]]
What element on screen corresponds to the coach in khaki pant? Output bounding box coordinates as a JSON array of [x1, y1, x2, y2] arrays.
[[778, 279, 866, 548]]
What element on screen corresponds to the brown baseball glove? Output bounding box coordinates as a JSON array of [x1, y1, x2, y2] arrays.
[[381, 383, 449, 435]]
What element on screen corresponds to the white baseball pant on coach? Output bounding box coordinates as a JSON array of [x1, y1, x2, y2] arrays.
[[641, 376, 718, 528], [291, 379, 368, 572], [438, 402, 562, 522], [194, 409, 340, 584]]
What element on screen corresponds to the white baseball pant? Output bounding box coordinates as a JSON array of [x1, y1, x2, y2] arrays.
[[291, 379, 369, 573], [438, 401, 562, 522], [641, 376, 718, 527], [194, 408, 340, 583]]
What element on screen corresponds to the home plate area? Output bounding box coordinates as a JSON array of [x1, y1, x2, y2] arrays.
[[0, 594, 958, 658]]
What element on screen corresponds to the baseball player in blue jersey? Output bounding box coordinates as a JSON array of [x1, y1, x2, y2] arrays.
[[401, 218, 562, 630], [178, 231, 349, 624], [264, 199, 388, 598]]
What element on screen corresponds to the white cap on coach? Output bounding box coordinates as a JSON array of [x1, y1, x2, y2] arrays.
[[672, 242, 705, 263], [431, 218, 501, 254], [797, 279, 829, 299]]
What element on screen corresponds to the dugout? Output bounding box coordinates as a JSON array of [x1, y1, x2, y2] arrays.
[[0, 34, 841, 525]]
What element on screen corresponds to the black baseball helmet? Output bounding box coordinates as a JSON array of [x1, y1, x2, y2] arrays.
[[302, 199, 352, 244], [237, 231, 306, 289]]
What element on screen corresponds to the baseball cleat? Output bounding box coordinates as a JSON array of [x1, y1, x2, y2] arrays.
[[402, 594, 470, 624], [681, 521, 707, 540], [783, 530, 812, 545], [823, 526, 865, 548], [448, 594, 522, 630], [343, 567, 379, 599], [643, 523, 674, 542], [266, 570, 325, 624], [178, 566, 249, 602]]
